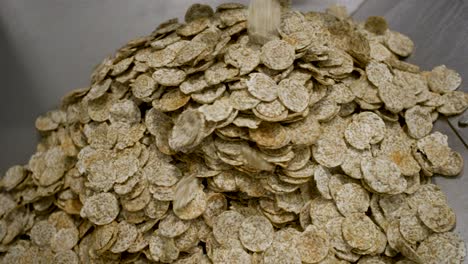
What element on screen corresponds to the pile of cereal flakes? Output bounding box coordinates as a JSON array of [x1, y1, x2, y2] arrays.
[[1, 2, 467, 264]]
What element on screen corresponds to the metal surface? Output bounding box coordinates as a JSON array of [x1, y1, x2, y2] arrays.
[[0, 0, 467, 259]]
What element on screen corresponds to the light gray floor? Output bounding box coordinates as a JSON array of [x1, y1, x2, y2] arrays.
[[0, 0, 467, 259]]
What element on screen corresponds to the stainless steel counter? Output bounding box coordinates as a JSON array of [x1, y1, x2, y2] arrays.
[[0, 0, 467, 259]]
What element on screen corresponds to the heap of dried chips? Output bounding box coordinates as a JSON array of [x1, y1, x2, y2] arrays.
[[1, 2, 468, 264]]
